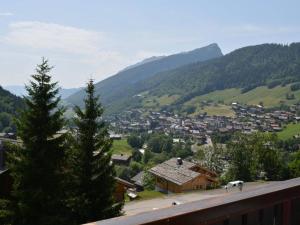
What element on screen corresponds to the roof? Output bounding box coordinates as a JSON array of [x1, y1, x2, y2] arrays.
[[131, 171, 145, 186], [115, 177, 135, 188], [111, 154, 131, 161], [149, 158, 200, 186], [0, 169, 8, 175]]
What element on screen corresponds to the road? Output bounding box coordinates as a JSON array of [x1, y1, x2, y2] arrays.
[[124, 182, 273, 216]]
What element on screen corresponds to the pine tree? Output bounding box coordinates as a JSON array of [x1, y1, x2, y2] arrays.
[[8, 59, 69, 225], [72, 79, 122, 224]]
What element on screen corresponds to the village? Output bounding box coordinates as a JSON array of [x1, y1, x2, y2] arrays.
[[109, 102, 300, 141]]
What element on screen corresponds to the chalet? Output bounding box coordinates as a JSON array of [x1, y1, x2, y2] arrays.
[[111, 154, 131, 166], [114, 177, 135, 202], [149, 158, 218, 193]]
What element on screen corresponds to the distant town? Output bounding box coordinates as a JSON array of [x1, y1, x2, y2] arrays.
[[108, 102, 300, 141]]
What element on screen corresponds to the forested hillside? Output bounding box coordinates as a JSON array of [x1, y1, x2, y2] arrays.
[[139, 43, 300, 104], [67, 43, 223, 109], [114, 43, 300, 113], [0, 86, 24, 132], [67, 43, 300, 115]]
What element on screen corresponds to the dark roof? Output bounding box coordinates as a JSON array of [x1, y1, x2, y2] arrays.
[[111, 154, 131, 161], [0, 169, 8, 175], [149, 158, 200, 185], [115, 177, 135, 188], [131, 171, 145, 186]]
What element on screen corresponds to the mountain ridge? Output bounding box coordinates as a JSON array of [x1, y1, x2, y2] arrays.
[[67, 43, 223, 109]]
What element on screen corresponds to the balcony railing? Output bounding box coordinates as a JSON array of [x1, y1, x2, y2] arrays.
[[88, 177, 300, 225]]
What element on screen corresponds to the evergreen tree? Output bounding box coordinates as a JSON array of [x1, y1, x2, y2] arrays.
[[72, 80, 122, 224], [8, 59, 68, 225]]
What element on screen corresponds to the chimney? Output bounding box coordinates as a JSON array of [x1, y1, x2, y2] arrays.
[[177, 157, 183, 165]]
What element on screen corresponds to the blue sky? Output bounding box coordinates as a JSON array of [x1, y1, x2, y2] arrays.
[[0, 0, 300, 88]]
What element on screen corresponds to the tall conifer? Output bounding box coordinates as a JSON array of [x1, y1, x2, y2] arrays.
[[9, 59, 68, 225], [72, 79, 122, 223]]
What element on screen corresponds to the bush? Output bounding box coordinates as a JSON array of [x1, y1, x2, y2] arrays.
[[127, 135, 143, 148], [143, 171, 155, 190]]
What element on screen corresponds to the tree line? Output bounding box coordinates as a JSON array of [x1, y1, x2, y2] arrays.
[[0, 59, 121, 225], [197, 132, 300, 183]]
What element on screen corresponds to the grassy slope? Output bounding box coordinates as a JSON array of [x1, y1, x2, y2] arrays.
[[139, 84, 300, 117], [111, 139, 133, 155], [143, 94, 180, 109], [197, 105, 235, 117], [186, 84, 300, 108], [277, 123, 300, 140]]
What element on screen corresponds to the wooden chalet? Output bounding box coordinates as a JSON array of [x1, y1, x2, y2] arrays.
[[111, 154, 132, 166], [149, 158, 218, 193], [114, 177, 135, 202]]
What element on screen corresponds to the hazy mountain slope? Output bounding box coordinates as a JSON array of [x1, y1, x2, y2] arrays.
[[67, 43, 223, 107], [5, 85, 82, 99], [120, 56, 166, 72]]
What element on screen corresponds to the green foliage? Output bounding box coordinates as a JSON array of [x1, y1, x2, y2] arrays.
[[226, 132, 287, 182], [289, 150, 300, 178], [132, 148, 142, 162], [71, 80, 122, 223], [130, 161, 143, 175], [143, 149, 152, 164], [127, 134, 143, 149], [7, 59, 69, 225], [211, 132, 233, 144], [277, 123, 300, 140], [184, 105, 196, 114], [148, 133, 173, 153], [172, 142, 193, 158], [142, 171, 155, 190], [115, 165, 133, 181]]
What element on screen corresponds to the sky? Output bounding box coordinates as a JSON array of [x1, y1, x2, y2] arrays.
[[0, 0, 300, 88]]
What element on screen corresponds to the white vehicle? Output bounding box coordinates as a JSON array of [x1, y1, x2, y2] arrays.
[[224, 180, 244, 191], [227, 180, 244, 187]]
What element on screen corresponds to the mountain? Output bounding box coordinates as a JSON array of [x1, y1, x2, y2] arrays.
[[68, 43, 300, 116], [136, 43, 300, 107], [5, 85, 82, 99], [120, 56, 166, 72], [59, 88, 83, 99], [0, 86, 24, 132], [67, 43, 223, 109]]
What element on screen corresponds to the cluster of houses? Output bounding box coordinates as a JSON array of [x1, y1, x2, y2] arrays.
[[108, 103, 300, 142]]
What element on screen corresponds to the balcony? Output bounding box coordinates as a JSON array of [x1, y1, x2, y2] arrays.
[[88, 177, 300, 225]]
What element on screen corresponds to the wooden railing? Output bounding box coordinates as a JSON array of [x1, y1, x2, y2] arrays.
[[89, 177, 300, 225]]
